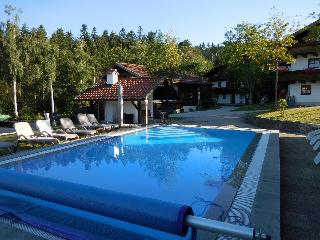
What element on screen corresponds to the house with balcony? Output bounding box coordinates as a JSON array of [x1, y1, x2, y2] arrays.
[[153, 74, 210, 112], [205, 65, 248, 105], [279, 20, 320, 106]]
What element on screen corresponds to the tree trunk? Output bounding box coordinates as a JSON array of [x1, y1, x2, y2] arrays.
[[249, 88, 253, 105], [13, 79, 18, 118], [50, 80, 55, 114], [275, 69, 279, 109], [246, 79, 254, 105]]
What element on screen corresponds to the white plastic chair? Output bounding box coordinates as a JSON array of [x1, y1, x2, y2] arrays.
[[60, 118, 96, 136], [36, 120, 79, 141], [87, 113, 119, 129], [14, 122, 59, 146]]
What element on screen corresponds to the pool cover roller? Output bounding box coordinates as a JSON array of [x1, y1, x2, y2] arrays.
[[0, 169, 194, 238]]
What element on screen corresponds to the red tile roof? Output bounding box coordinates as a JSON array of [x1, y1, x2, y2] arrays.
[[115, 63, 150, 77], [105, 69, 119, 75], [76, 77, 162, 101]]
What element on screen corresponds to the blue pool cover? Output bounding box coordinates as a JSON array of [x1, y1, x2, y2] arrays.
[[0, 169, 194, 238]]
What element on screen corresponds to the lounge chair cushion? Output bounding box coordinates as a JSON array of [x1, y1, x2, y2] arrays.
[[66, 129, 96, 135], [37, 120, 78, 140], [87, 114, 119, 129], [14, 122, 58, 143]]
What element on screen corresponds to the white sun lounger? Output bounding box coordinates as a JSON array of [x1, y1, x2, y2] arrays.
[[14, 122, 59, 146], [306, 129, 320, 141], [314, 152, 320, 165], [77, 113, 115, 131], [87, 114, 119, 129], [309, 134, 320, 145], [77, 113, 106, 131], [36, 120, 79, 141], [313, 141, 320, 151], [60, 118, 96, 135]]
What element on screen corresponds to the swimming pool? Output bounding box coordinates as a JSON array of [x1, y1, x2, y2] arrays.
[[0, 126, 256, 239]]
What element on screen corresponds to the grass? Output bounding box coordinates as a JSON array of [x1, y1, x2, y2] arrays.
[[233, 103, 274, 112], [256, 106, 320, 124]]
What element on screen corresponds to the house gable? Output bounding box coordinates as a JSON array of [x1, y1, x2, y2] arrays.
[[113, 63, 151, 78]]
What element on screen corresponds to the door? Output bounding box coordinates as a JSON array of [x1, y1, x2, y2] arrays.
[[231, 94, 235, 104]]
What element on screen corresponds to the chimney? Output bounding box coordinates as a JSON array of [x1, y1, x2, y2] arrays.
[[106, 69, 119, 85]]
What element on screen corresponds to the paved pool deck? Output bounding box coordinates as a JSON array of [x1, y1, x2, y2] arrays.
[[280, 133, 320, 240], [169, 106, 258, 129]]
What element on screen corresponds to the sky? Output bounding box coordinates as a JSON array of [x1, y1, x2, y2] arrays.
[[0, 0, 319, 45]]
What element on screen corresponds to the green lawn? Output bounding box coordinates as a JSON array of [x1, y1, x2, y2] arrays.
[[233, 103, 274, 112], [256, 106, 320, 124]]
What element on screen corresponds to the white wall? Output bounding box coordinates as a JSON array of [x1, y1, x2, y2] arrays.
[[216, 94, 246, 105], [212, 81, 227, 88], [288, 81, 320, 105], [104, 101, 117, 123], [104, 101, 139, 123], [217, 94, 231, 104], [123, 101, 139, 123], [235, 94, 241, 104], [290, 54, 319, 71], [104, 94, 155, 123]]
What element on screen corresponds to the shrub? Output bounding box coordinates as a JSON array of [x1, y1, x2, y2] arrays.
[[278, 99, 288, 117], [0, 114, 11, 122]]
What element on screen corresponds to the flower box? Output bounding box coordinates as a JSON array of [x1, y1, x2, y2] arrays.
[[304, 67, 316, 73]]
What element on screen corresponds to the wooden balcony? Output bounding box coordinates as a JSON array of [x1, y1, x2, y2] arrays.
[[290, 42, 320, 56], [279, 69, 320, 82]]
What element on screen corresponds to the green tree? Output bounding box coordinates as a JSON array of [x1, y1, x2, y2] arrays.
[[221, 12, 296, 105], [179, 41, 212, 75], [221, 23, 265, 104], [0, 5, 215, 118], [263, 13, 296, 107]]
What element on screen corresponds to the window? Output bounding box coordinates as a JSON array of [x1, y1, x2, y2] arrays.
[[301, 85, 311, 95], [308, 58, 320, 69], [222, 94, 226, 99], [218, 82, 221, 88]]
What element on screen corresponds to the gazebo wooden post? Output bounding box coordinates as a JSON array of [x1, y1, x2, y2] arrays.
[[118, 84, 123, 126], [144, 98, 148, 126]]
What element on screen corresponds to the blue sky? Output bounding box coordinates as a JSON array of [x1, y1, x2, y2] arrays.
[[0, 0, 318, 45]]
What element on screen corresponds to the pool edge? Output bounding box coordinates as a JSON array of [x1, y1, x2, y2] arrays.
[[0, 125, 158, 166]]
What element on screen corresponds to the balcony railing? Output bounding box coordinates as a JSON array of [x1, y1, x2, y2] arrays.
[[279, 69, 320, 82]]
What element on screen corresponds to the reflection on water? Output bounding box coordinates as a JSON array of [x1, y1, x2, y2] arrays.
[[4, 126, 255, 216]]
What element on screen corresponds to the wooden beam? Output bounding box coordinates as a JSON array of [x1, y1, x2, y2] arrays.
[[131, 101, 139, 110]]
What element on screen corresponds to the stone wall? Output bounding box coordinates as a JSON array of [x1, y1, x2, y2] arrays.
[[245, 114, 320, 134]]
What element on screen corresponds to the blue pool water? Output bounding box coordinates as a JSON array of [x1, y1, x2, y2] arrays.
[[5, 126, 255, 218]]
